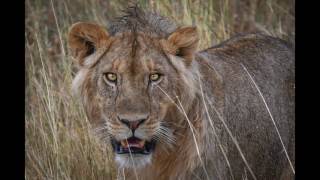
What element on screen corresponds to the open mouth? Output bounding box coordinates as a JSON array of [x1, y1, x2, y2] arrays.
[[111, 137, 156, 155]]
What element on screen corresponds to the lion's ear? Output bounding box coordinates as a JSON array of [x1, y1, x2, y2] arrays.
[[68, 22, 110, 66], [162, 26, 199, 64]]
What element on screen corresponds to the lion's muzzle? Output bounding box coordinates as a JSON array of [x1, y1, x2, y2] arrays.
[[111, 115, 157, 155]]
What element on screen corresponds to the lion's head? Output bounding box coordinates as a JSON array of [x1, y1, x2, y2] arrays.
[[68, 7, 200, 169]]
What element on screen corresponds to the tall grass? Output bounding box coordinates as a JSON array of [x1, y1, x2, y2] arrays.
[[25, 0, 294, 179]]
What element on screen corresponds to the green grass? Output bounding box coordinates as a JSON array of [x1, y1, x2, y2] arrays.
[[25, 0, 294, 179]]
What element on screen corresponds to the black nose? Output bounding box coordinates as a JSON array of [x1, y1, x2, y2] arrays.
[[118, 118, 146, 131]]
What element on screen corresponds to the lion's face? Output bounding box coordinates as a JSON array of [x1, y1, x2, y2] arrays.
[[68, 22, 199, 168], [97, 33, 176, 168]]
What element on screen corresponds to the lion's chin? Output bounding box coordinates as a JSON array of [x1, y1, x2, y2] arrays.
[[115, 153, 152, 169]]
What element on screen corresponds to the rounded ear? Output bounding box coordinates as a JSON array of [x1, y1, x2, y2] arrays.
[[68, 22, 110, 66], [161, 26, 199, 65]]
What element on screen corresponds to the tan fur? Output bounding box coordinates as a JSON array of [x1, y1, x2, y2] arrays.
[[68, 8, 294, 180], [68, 22, 112, 66], [161, 26, 199, 65], [69, 22, 204, 179]]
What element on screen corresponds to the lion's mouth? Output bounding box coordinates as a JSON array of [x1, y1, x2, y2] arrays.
[[111, 137, 156, 155]]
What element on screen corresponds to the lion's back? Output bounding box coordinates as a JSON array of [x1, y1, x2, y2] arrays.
[[195, 33, 295, 179]]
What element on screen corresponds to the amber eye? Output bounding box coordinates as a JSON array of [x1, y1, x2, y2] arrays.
[[104, 73, 117, 82], [150, 73, 161, 82]]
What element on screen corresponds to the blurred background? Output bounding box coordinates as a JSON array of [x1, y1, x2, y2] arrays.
[[25, 0, 295, 179]]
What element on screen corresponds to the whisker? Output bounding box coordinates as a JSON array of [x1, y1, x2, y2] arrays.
[[154, 127, 176, 151], [157, 120, 178, 147], [158, 133, 175, 143], [152, 136, 171, 154], [156, 133, 175, 147]]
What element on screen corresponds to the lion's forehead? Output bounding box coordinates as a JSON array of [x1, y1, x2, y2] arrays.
[[99, 55, 157, 75], [98, 36, 168, 74]]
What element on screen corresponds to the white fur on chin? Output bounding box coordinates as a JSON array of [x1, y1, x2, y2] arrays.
[[115, 154, 152, 169]]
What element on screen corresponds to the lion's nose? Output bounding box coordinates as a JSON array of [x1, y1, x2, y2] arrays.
[[118, 117, 147, 131]]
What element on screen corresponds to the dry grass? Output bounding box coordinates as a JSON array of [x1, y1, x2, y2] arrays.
[[25, 0, 295, 179]]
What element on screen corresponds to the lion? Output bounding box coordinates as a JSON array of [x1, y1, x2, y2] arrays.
[[68, 6, 295, 180]]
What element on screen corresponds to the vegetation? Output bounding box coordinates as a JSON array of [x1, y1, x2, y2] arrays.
[[25, 0, 294, 179]]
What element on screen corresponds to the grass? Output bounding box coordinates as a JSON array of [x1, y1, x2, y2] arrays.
[[25, 0, 295, 179]]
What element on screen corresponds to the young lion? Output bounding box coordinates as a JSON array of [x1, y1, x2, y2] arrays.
[[68, 6, 294, 180]]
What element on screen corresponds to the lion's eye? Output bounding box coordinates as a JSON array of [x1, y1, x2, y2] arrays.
[[104, 73, 117, 83], [150, 73, 161, 82]]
